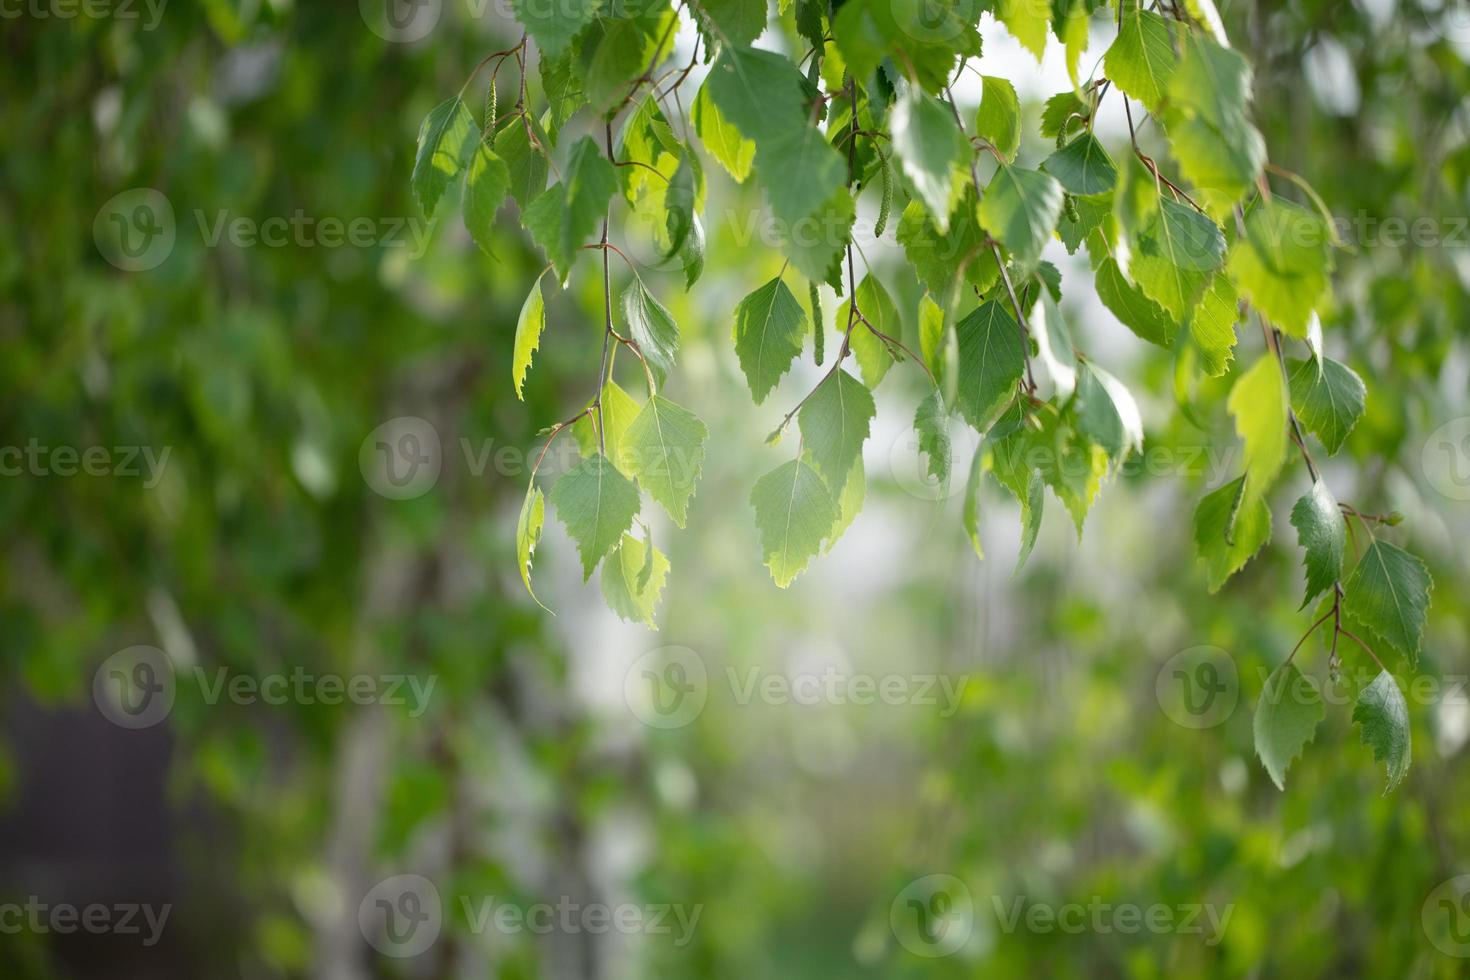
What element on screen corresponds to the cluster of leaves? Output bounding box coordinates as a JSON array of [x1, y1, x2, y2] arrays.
[[413, 0, 1432, 788]]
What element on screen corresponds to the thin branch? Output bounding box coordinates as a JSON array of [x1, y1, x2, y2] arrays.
[[593, 122, 617, 456]]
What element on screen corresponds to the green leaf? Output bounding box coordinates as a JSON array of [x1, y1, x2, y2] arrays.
[[705, 45, 846, 224], [963, 449, 984, 559], [1189, 274, 1239, 377], [1227, 354, 1289, 500], [1254, 662, 1324, 790], [705, 45, 807, 142], [696, 0, 768, 48], [1192, 475, 1272, 592], [830, 0, 982, 94], [914, 389, 952, 488], [1075, 362, 1143, 461], [774, 188, 852, 287], [524, 138, 618, 282], [1096, 257, 1176, 349], [979, 164, 1064, 269], [412, 97, 477, 219], [1027, 404, 1109, 533], [1167, 112, 1265, 214], [890, 86, 966, 232], [1104, 6, 1177, 112], [733, 277, 808, 404], [600, 534, 670, 627], [584, 17, 659, 116], [573, 381, 641, 472], [1353, 670, 1412, 793], [1288, 356, 1365, 455], [512, 0, 601, 59], [798, 369, 876, 497], [463, 142, 510, 254], [1032, 291, 1077, 394], [550, 453, 641, 579], [512, 273, 547, 400], [622, 278, 679, 383], [1042, 133, 1117, 196], [619, 395, 708, 528], [1131, 199, 1226, 319], [495, 113, 550, 209], [750, 458, 839, 587], [1344, 541, 1433, 665], [1014, 468, 1044, 572], [663, 151, 698, 257], [918, 292, 945, 376], [1000, 0, 1050, 61], [1039, 90, 1088, 140], [975, 76, 1021, 162], [516, 483, 550, 611], [839, 275, 901, 389], [955, 300, 1026, 430], [758, 124, 847, 227], [1227, 199, 1333, 337], [825, 458, 866, 553], [897, 193, 999, 298], [693, 80, 755, 182], [1290, 479, 1346, 608], [563, 135, 618, 255], [1170, 32, 1254, 130]]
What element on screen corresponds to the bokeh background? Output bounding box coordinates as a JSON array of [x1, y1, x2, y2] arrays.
[[2, 0, 1469, 976]]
